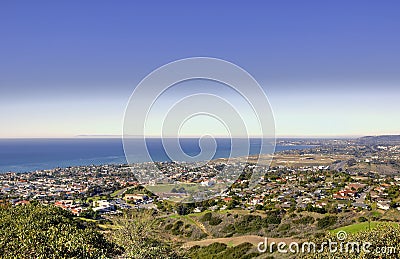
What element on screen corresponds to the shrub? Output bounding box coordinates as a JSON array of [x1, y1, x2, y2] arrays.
[[111, 210, 184, 258], [220, 242, 253, 259], [171, 220, 184, 235], [317, 215, 338, 229], [264, 210, 282, 225], [0, 204, 119, 259], [278, 223, 291, 231], [223, 223, 235, 233], [234, 215, 264, 234], [189, 242, 227, 259], [293, 215, 315, 225], [201, 212, 212, 222], [209, 217, 222, 226], [164, 223, 173, 230], [358, 216, 368, 222]]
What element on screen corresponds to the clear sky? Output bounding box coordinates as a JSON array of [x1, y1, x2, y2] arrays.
[[1, 1, 399, 138]]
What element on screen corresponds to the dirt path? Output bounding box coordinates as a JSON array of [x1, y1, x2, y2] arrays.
[[184, 215, 212, 237]]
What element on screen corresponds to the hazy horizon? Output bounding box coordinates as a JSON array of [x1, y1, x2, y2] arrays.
[[0, 134, 390, 139]]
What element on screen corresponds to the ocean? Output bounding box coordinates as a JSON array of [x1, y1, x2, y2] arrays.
[[0, 138, 312, 173]]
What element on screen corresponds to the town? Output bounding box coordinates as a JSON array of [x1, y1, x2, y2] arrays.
[[1, 136, 399, 220]]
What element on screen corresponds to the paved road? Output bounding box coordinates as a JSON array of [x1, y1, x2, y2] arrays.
[[356, 186, 373, 204], [331, 160, 347, 171], [112, 187, 128, 197]]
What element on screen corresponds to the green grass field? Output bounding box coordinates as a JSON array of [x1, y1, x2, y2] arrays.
[[145, 183, 200, 193], [331, 221, 398, 234]]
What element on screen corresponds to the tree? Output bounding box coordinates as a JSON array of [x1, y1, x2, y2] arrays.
[[110, 210, 184, 259]]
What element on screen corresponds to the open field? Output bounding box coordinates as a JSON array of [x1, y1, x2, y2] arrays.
[[145, 183, 199, 193], [331, 221, 399, 234], [215, 153, 353, 168], [269, 154, 353, 167]]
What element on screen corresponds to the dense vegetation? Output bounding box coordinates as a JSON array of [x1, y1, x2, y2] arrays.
[[0, 204, 119, 259], [3, 203, 398, 259], [201, 212, 222, 226], [226, 211, 282, 235], [189, 242, 258, 259], [317, 215, 338, 229]]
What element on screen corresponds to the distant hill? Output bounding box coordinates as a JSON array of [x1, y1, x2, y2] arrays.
[[357, 135, 400, 144]]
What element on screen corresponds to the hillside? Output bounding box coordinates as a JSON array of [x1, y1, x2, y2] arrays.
[[358, 135, 400, 144]]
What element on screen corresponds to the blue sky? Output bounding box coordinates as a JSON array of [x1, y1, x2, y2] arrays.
[[1, 1, 399, 137]]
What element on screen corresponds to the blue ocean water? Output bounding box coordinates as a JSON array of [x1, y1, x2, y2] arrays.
[[0, 138, 311, 173]]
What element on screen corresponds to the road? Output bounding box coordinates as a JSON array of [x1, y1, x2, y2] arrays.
[[356, 186, 373, 204], [331, 160, 347, 171]]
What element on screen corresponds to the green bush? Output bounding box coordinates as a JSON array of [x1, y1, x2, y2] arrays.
[[171, 220, 184, 235], [223, 223, 235, 233], [278, 223, 291, 231], [317, 215, 338, 229], [220, 242, 253, 259], [164, 223, 173, 230], [358, 216, 368, 222], [234, 215, 264, 234], [189, 242, 254, 259], [293, 215, 315, 225], [201, 212, 212, 222], [209, 217, 222, 226], [189, 242, 227, 259], [0, 204, 119, 259], [264, 210, 282, 225]]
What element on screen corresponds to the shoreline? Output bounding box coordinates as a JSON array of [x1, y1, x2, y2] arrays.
[[0, 143, 316, 174]]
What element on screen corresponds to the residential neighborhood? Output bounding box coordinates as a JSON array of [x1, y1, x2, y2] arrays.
[[1, 137, 400, 220]]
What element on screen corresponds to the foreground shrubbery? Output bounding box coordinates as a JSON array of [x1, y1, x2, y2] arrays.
[[300, 223, 400, 259], [227, 211, 282, 235], [0, 204, 120, 259], [189, 242, 257, 259], [317, 215, 338, 229]]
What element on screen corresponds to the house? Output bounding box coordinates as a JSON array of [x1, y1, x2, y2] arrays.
[[337, 203, 347, 211], [223, 197, 232, 202], [70, 207, 84, 216], [193, 207, 202, 213], [219, 205, 227, 210], [200, 180, 215, 187], [315, 202, 327, 209], [333, 189, 356, 200], [351, 202, 369, 210], [15, 200, 30, 206], [281, 201, 292, 209], [346, 183, 366, 191], [377, 201, 390, 210], [93, 200, 115, 213]]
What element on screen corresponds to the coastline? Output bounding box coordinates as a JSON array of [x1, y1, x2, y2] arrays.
[[0, 140, 315, 174]]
